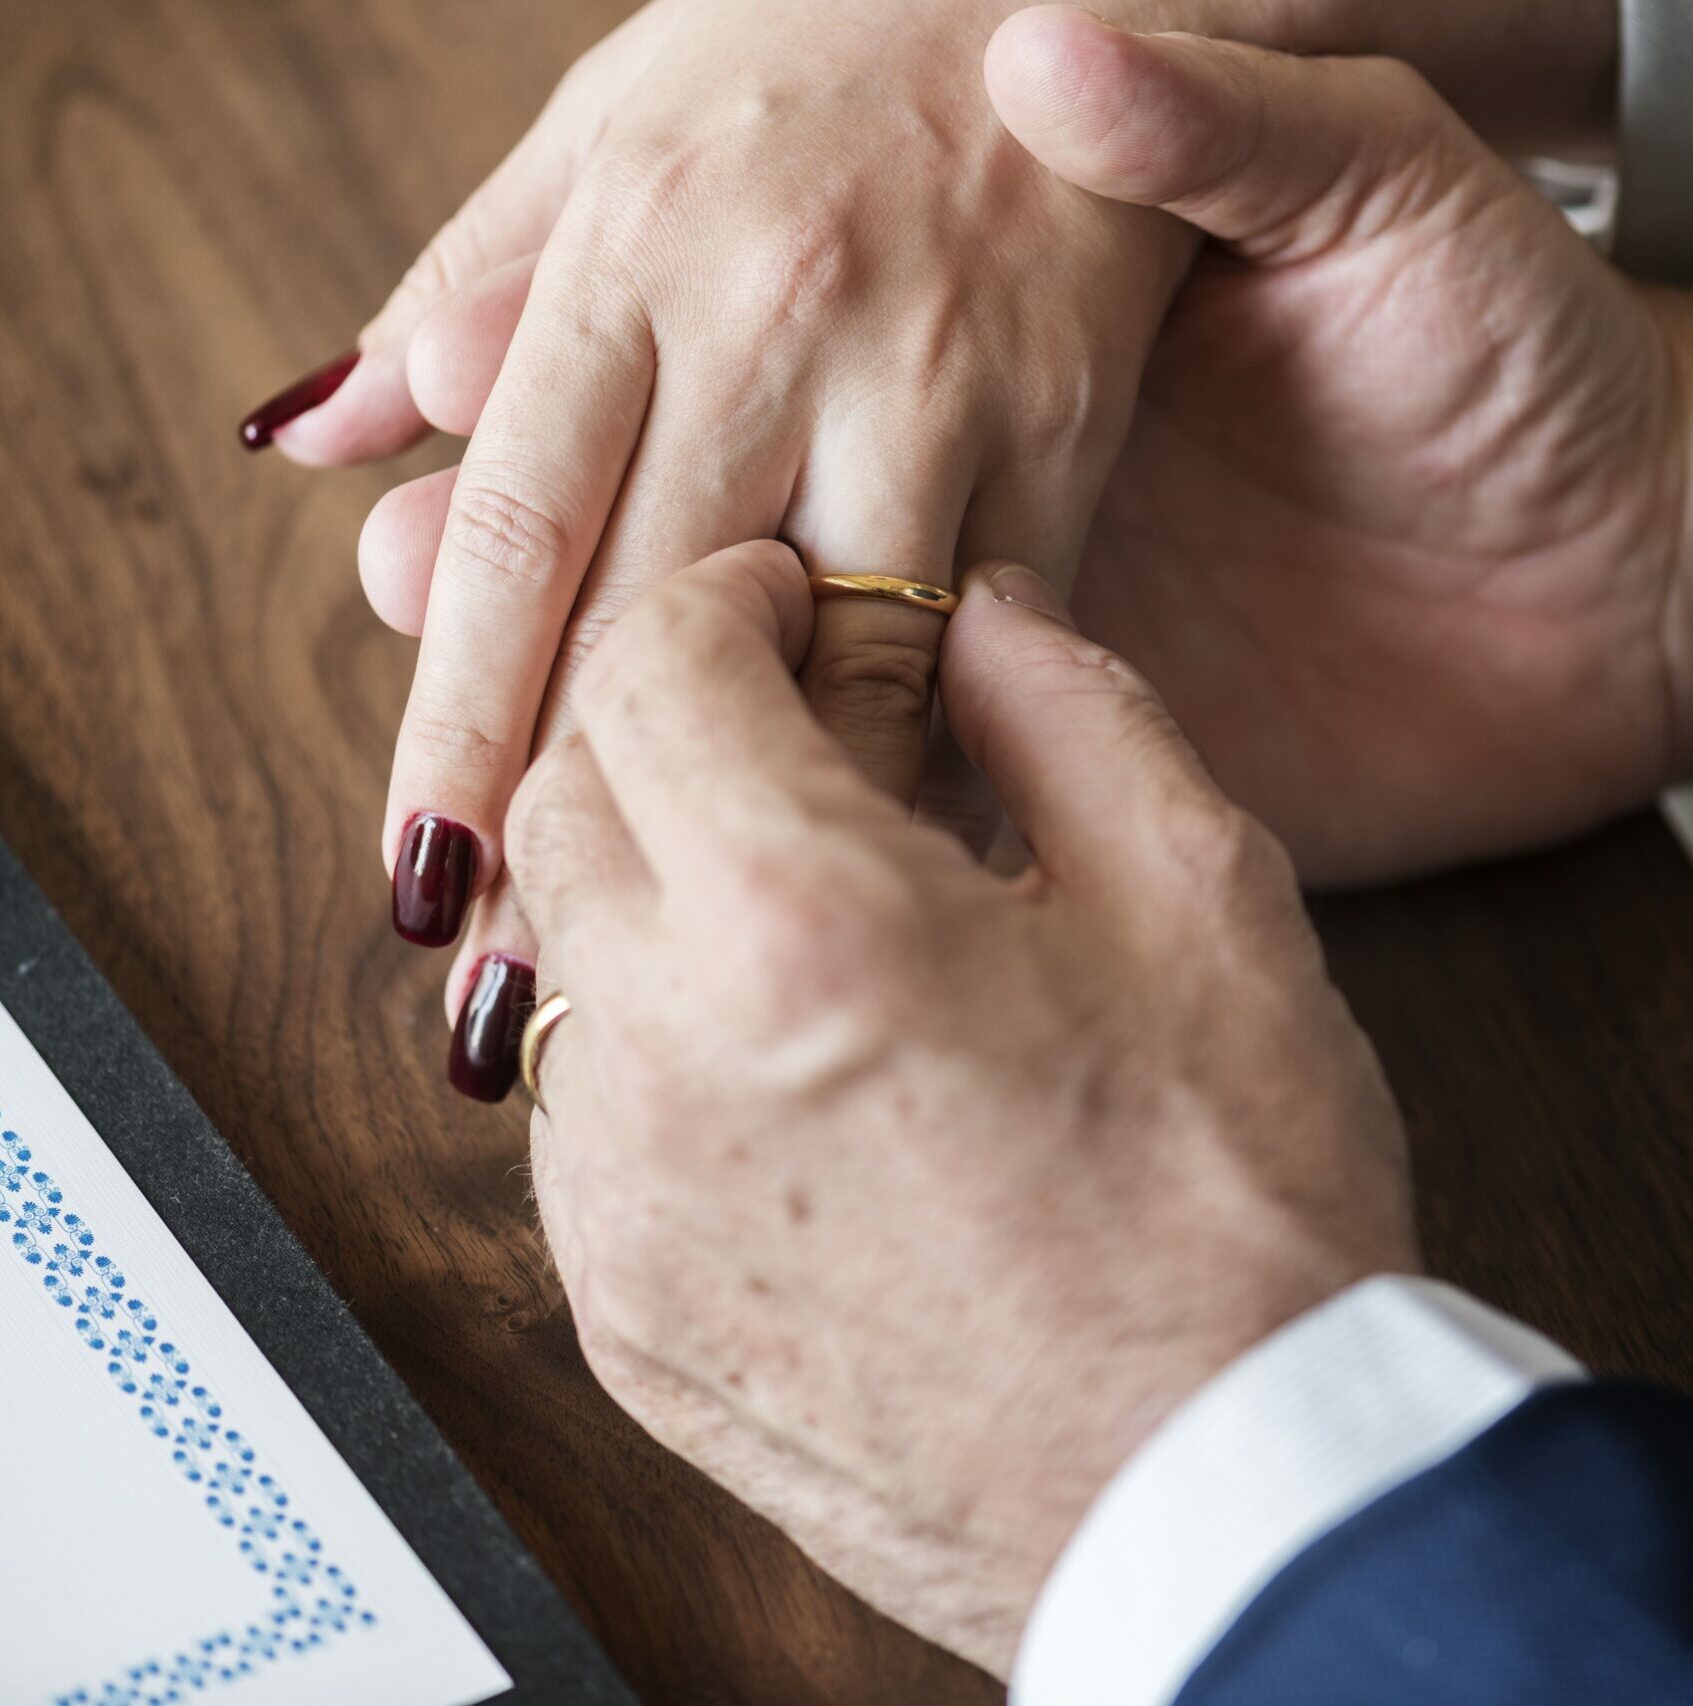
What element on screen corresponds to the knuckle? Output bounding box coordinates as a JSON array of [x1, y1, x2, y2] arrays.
[[586, 140, 850, 335], [397, 207, 495, 308], [1014, 366, 1105, 466], [401, 240, 459, 308], [572, 146, 695, 277], [995, 630, 1148, 728], [1008, 624, 1112, 682], [806, 631, 939, 734], [1039, 640, 1180, 749], [1163, 792, 1290, 905], [446, 475, 572, 591], [404, 694, 513, 775], [1336, 59, 1453, 191], [1162, 791, 1247, 881], [1233, 814, 1299, 898], [1108, 679, 1193, 776]]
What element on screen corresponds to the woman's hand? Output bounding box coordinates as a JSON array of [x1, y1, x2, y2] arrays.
[[505, 541, 1418, 1676], [271, 0, 1215, 1095], [987, 16, 1693, 883], [346, 0, 1192, 1012], [239, 0, 1624, 1094]]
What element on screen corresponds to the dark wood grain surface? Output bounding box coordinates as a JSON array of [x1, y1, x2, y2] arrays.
[[3, 4, 1691, 1704]]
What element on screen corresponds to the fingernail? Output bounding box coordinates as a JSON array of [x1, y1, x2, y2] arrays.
[[982, 562, 1076, 627], [448, 954, 536, 1102], [239, 350, 360, 450], [393, 813, 478, 947]]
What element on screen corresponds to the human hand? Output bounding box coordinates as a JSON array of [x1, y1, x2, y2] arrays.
[[504, 541, 1418, 1675], [285, 0, 1198, 1097], [378, 5, 1181, 906], [987, 13, 1693, 883], [240, 0, 1620, 1094]]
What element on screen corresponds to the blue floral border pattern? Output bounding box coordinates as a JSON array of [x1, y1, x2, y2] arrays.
[[2, 1117, 377, 1705]]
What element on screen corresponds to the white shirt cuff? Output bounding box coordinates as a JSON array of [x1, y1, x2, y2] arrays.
[[1010, 1275, 1585, 1706]]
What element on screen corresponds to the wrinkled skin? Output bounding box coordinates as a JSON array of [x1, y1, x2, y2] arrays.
[[508, 542, 1418, 1675]]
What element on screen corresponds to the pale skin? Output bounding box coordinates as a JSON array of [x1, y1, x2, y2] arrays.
[[506, 541, 1420, 1678], [252, 10, 1693, 1679], [492, 28, 1687, 1681], [380, 20, 1693, 892], [258, 0, 1627, 1025]]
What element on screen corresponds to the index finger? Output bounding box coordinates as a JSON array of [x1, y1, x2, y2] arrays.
[[572, 542, 895, 882]]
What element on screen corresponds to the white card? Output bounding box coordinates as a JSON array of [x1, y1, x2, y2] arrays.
[[0, 998, 514, 1706]]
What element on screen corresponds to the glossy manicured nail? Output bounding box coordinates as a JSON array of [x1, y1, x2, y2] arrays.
[[448, 955, 536, 1103], [393, 813, 478, 947], [239, 350, 359, 449]]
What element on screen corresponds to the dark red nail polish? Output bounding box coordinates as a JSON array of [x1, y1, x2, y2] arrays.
[[239, 350, 359, 449], [393, 813, 478, 947], [448, 955, 536, 1103]]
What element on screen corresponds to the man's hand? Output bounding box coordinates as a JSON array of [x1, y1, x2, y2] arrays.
[[988, 14, 1693, 882], [505, 542, 1418, 1676]]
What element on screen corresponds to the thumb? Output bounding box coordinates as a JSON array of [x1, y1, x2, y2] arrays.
[[984, 9, 1505, 259], [941, 564, 1263, 914]]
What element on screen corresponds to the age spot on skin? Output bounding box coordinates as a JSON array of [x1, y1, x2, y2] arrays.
[[786, 1186, 813, 1224]]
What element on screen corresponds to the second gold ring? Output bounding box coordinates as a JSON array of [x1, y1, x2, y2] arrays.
[[519, 991, 573, 1113]]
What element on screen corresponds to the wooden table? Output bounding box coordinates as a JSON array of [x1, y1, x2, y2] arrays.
[[4, 4, 1691, 1702]]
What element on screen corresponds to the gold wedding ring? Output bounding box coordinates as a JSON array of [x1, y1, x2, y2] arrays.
[[810, 574, 959, 616], [519, 991, 574, 1113]]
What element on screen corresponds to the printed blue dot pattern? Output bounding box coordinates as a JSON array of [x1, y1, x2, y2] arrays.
[[1, 1118, 378, 1704]]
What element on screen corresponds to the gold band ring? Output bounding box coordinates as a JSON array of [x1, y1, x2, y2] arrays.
[[520, 991, 574, 1113], [810, 574, 959, 616]]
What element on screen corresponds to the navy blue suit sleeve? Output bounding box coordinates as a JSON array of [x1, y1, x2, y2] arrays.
[[1174, 1383, 1693, 1706]]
